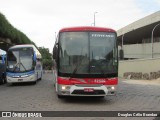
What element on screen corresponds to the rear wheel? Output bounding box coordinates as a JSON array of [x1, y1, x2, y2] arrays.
[[39, 72, 42, 80]]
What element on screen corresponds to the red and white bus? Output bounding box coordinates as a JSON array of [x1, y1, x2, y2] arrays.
[[53, 26, 118, 98]]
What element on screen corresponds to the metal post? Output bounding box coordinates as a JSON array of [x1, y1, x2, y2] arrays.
[[94, 12, 98, 26], [122, 34, 125, 49], [55, 32, 56, 40], [151, 23, 160, 58]]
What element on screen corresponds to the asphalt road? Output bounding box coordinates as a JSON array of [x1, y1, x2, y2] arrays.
[[0, 73, 160, 120]]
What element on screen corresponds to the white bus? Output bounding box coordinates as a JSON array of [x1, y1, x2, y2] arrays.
[[6, 44, 43, 84]]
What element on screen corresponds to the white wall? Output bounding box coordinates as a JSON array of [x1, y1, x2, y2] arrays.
[[121, 42, 160, 59], [119, 58, 160, 77]]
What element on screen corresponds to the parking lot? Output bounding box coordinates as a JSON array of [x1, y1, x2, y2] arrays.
[[0, 73, 160, 120]]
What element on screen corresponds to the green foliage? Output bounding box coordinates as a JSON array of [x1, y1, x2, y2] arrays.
[[0, 12, 33, 45], [42, 59, 53, 70], [38, 47, 53, 70]]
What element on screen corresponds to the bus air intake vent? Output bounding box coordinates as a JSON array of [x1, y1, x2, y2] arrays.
[[71, 90, 105, 95]]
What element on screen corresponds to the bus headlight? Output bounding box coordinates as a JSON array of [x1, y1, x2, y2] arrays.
[[107, 86, 115, 91], [111, 86, 115, 90], [61, 85, 70, 90], [62, 86, 66, 90]]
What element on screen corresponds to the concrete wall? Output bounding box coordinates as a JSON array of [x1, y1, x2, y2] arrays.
[[117, 11, 160, 36], [119, 58, 160, 79], [119, 42, 160, 59]]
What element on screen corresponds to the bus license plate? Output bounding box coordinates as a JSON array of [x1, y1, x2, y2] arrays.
[[84, 88, 94, 92], [18, 79, 23, 81]]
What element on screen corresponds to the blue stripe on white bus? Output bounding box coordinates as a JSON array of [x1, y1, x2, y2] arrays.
[[7, 71, 35, 77]]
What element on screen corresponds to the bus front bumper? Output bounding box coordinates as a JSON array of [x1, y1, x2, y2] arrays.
[[7, 74, 36, 83], [57, 84, 116, 96]]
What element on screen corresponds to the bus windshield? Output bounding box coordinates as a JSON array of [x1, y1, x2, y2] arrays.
[[7, 47, 34, 73], [59, 32, 118, 76]]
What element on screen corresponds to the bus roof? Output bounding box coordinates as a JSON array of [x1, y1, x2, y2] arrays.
[[9, 44, 36, 49], [8, 44, 42, 59], [59, 26, 116, 32], [0, 49, 6, 55]]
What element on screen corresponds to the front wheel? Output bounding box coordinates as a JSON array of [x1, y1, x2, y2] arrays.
[[57, 94, 64, 99], [6, 82, 12, 86], [3, 75, 7, 84], [32, 80, 37, 85], [0, 78, 4, 84], [0, 75, 6, 84]]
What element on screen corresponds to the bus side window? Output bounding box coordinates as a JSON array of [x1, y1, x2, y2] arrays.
[[36, 59, 42, 70]]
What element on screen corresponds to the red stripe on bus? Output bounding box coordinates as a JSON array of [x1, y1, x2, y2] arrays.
[[57, 77, 118, 85]]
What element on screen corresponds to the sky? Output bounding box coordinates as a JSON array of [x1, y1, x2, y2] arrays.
[[0, 0, 160, 53]]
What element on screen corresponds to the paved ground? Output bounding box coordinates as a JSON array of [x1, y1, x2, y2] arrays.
[[0, 73, 160, 120]]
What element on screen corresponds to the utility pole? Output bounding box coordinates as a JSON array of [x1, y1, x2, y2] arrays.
[[93, 12, 98, 26]]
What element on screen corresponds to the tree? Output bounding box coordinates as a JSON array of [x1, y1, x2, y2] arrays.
[[0, 12, 35, 45], [38, 47, 53, 70]]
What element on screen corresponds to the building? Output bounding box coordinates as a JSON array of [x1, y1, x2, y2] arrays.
[[117, 11, 160, 59], [117, 11, 160, 79]]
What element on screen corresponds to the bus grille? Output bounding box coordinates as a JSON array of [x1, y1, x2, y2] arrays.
[[71, 90, 105, 95]]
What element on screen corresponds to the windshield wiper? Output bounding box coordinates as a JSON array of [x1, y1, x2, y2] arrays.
[[69, 48, 84, 79], [20, 62, 27, 71], [96, 61, 106, 76], [13, 62, 27, 72], [90, 52, 106, 77], [69, 56, 84, 80]]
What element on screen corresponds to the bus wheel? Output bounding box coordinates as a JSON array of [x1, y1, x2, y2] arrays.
[[0, 78, 4, 84], [39, 72, 42, 80], [32, 81, 37, 85], [57, 95, 64, 99], [98, 96, 105, 98], [6, 82, 12, 86], [3, 75, 7, 84], [1, 75, 6, 84]]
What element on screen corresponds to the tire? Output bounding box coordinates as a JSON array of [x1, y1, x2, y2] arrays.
[[98, 96, 105, 98], [39, 72, 42, 80], [32, 80, 37, 85], [1, 78, 4, 84], [0, 80, 3, 84], [57, 94, 64, 99], [37, 73, 38, 80], [6, 82, 12, 86], [3, 75, 6, 84], [0, 75, 5, 84]]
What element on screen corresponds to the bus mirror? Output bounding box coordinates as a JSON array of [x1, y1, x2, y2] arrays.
[[119, 49, 124, 60], [2, 55, 5, 64], [53, 45, 58, 60], [55, 43, 58, 47], [33, 52, 36, 62]]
